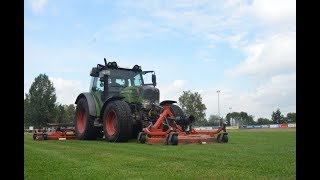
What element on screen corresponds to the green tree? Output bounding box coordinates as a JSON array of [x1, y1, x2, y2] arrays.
[[178, 90, 207, 126], [271, 108, 284, 124], [207, 115, 220, 126], [256, 118, 272, 125], [226, 111, 255, 125], [64, 104, 76, 123], [24, 74, 57, 128], [286, 112, 296, 122], [55, 104, 67, 124]]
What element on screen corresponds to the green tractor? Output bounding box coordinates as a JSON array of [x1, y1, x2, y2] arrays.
[[74, 58, 184, 142]]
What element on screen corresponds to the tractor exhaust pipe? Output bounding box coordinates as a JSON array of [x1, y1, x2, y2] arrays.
[[104, 58, 107, 66]]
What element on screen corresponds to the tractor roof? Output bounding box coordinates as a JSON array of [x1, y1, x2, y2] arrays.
[[97, 60, 142, 72]]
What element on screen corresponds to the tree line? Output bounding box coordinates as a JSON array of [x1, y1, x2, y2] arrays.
[[24, 74, 75, 128], [24, 74, 296, 128], [178, 90, 296, 126]]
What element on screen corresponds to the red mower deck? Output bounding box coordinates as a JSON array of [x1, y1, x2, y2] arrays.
[[33, 123, 76, 141], [137, 104, 228, 145]]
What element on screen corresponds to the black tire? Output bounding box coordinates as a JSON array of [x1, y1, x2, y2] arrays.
[[43, 134, 48, 140], [103, 100, 133, 142], [137, 132, 146, 144], [217, 134, 222, 143], [223, 134, 228, 143], [170, 104, 185, 118], [170, 104, 192, 132], [33, 134, 36, 140], [97, 128, 104, 139], [170, 134, 178, 145], [75, 98, 99, 140], [217, 133, 228, 143], [167, 132, 178, 145], [132, 122, 142, 139]]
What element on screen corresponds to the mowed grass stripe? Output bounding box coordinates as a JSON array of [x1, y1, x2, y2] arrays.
[[24, 129, 296, 179]]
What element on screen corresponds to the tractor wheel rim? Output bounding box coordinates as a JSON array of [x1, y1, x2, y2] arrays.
[[77, 106, 86, 133], [106, 110, 117, 136]]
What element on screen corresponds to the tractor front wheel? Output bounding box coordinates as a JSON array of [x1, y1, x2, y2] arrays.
[[170, 104, 185, 118], [75, 98, 99, 140], [103, 100, 133, 142]]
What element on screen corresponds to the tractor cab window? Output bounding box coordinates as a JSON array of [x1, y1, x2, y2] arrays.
[[133, 74, 143, 86], [108, 69, 143, 87], [96, 77, 104, 91], [108, 78, 126, 87], [90, 77, 104, 92]]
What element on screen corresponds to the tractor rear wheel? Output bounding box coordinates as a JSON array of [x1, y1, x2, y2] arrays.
[[170, 104, 185, 118], [103, 100, 133, 142], [75, 98, 99, 140]]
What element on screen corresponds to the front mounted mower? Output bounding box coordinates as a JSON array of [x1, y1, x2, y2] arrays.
[[137, 101, 228, 145]]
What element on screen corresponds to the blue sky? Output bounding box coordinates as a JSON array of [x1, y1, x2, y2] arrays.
[[24, 0, 296, 120]]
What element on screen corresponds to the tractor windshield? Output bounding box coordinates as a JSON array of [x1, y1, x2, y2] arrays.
[[90, 69, 144, 92], [108, 69, 144, 87]]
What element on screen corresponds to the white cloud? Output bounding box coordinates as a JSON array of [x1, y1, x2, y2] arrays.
[[200, 73, 295, 120], [29, 0, 47, 14], [225, 32, 296, 78], [49, 77, 87, 105], [104, 18, 172, 42], [115, 0, 295, 43], [227, 32, 248, 48], [173, 80, 186, 88], [24, 20, 46, 31], [24, 77, 88, 106], [158, 80, 187, 102], [250, 0, 296, 27], [24, 81, 32, 98]]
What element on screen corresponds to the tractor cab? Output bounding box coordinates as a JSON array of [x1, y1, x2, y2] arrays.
[[89, 59, 159, 106]]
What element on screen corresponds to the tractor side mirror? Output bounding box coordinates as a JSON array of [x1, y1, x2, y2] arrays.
[[152, 74, 157, 87], [90, 67, 99, 77]]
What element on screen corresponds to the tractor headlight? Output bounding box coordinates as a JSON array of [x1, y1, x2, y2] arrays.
[[142, 99, 151, 108]]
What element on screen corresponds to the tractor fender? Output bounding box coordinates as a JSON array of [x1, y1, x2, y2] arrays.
[[75, 93, 97, 117], [160, 100, 177, 106], [100, 96, 125, 116]]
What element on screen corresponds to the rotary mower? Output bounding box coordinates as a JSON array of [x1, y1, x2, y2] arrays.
[[32, 123, 76, 140], [137, 101, 228, 145]]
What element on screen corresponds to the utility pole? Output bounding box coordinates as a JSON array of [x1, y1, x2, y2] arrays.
[[217, 90, 221, 126], [229, 107, 232, 125]]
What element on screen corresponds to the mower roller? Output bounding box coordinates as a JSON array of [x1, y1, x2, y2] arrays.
[[137, 101, 228, 145]]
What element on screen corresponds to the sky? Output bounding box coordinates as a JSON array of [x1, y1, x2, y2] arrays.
[[24, 0, 296, 121]]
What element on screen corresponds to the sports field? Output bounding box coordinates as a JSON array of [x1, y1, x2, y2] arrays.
[[24, 128, 296, 179]]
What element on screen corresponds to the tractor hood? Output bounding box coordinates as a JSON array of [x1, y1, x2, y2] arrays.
[[119, 85, 159, 105], [138, 85, 160, 104]]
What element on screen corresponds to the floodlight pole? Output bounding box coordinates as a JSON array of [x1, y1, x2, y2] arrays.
[[217, 90, 221, 126]]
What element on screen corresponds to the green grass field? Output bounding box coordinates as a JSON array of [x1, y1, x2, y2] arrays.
[[24, 128, 296, 180]]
